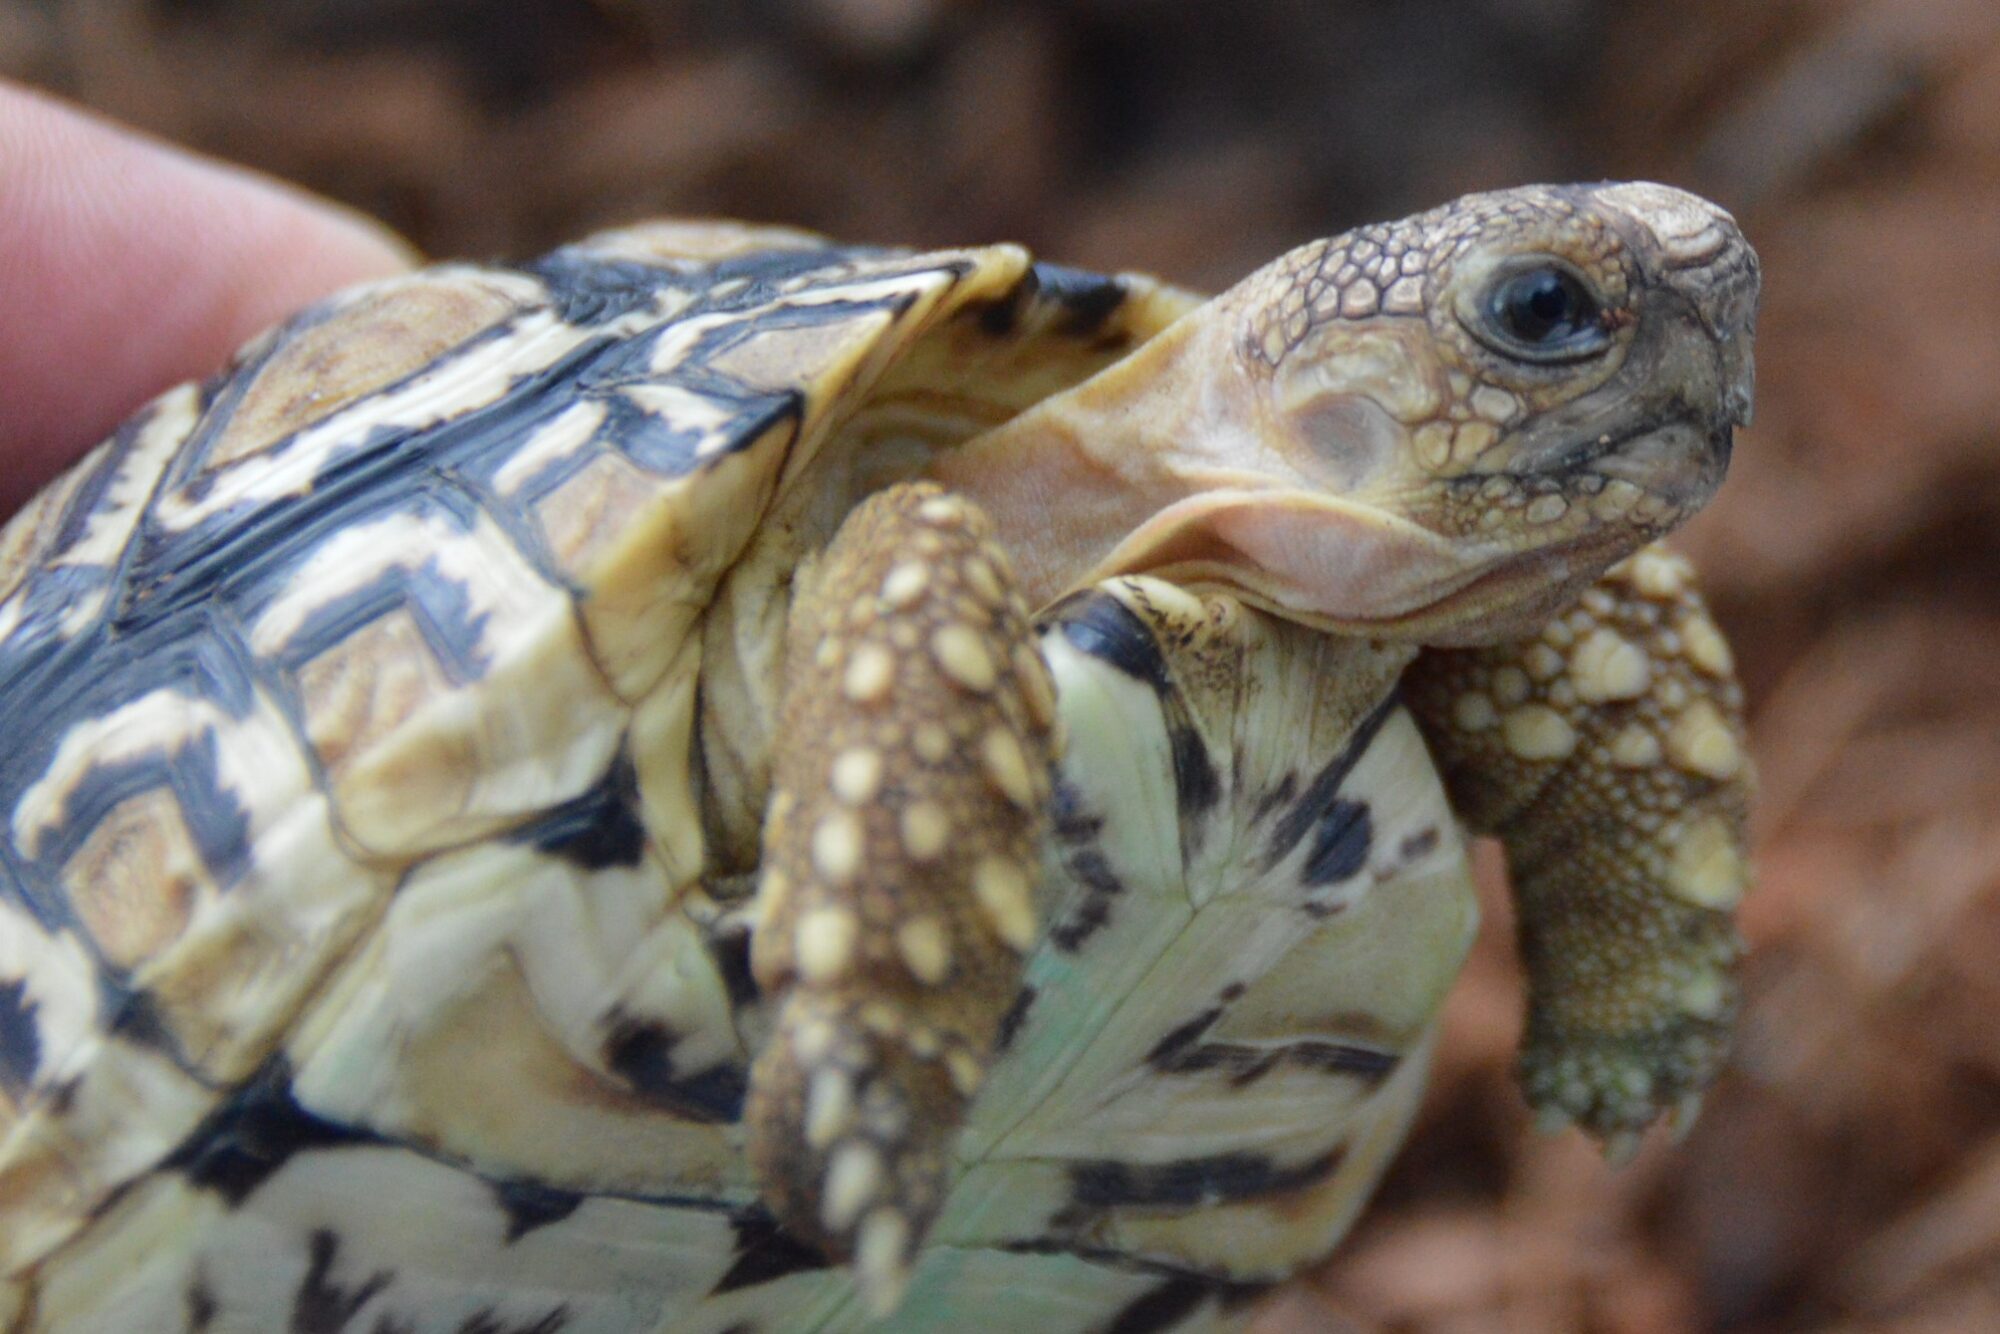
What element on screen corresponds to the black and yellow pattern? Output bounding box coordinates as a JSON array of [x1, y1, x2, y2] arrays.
[[0, 182, 1758, 1333]]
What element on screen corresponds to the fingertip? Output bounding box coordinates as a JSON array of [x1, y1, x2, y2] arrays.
[[0, 80, 414, 509], [1247, 1283, 1368, 1334]]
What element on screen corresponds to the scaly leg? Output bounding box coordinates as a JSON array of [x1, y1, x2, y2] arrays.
[[745, 483, 1059, 1313], [1403, 543, 1751, 1157]]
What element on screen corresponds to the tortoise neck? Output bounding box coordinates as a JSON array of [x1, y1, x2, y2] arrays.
[[925, 315, 1226, 611]]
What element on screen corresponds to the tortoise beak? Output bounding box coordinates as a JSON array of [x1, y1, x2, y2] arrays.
[[1590, 181, 1761, 433], [1721, 335, 1755, 428]]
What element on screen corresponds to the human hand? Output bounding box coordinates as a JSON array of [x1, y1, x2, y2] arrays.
[[0, 80, 411, 515]]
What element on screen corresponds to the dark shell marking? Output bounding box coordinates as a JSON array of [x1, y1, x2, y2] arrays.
[[0, 233, 1475, 1332]]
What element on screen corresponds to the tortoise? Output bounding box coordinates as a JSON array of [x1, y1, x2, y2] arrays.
[[0, 181, 1758, 1332]]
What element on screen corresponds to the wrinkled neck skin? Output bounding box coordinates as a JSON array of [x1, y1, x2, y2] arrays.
[[928, 312, 1550, 644], [924, 314, 1223, 609]]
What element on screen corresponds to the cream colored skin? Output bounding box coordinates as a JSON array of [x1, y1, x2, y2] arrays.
[[756, 182, 1759, 1310]]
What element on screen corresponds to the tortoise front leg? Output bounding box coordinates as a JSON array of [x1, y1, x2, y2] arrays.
[[1403, 543, 1751, 1159], [745, 483, 1057, 1314]]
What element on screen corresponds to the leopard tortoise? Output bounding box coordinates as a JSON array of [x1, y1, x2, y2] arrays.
[[0, 182, 1758, 1332]]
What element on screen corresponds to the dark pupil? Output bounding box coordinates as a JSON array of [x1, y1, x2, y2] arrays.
[[1528, 279, 1569, 324], [1500, 270, 1589, 343]]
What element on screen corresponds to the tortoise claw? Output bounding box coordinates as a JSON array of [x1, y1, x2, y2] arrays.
[[1532, 1104, 1575, 1138], [1667, 1091, 1705, 1143], [745, 992, 953, 1312], [855, 1207, 917, 1317], [1600, 1129, 1644, 1168]]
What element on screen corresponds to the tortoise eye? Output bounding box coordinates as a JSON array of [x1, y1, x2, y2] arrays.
[[1480, 265, 1609, 362]]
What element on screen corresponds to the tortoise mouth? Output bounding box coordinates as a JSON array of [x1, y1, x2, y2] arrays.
[[1446, 414, 1728, 536], [1588, 416, 1731, 510], [1474, 410, 1727, 490], [1415, 522, 1648, 646], [1513, 418, 1653, 480]]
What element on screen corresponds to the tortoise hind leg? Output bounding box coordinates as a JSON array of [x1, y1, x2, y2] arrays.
[[746, 483, 1058, 1315]]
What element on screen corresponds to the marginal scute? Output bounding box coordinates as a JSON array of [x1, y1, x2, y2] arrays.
[[199, 272, 527, 474], [709, 313, 898, 396], [0, 375, 199, 614], [530, 445, 669, 578], [249, 506, 628, 856], [11, 677, 390, 1089]]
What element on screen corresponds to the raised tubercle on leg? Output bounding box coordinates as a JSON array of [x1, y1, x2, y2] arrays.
[[745, 482, 1059, 1314], [1403, 543, 1751, 1161]]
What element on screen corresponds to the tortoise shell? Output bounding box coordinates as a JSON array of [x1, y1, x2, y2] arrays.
[[0, 224, 1477, 1332]]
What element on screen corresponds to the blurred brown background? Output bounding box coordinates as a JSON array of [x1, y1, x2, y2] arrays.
[[7, 1, 2000, 1330]]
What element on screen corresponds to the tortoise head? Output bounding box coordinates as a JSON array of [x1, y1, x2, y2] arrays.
[[990, 182, 1759, 644]]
